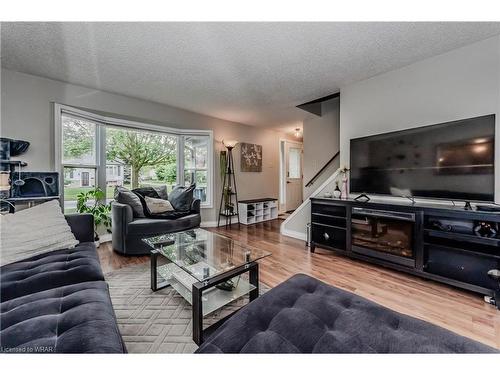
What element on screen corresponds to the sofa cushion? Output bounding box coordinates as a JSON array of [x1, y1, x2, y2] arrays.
[[196, 274, 497, 353], [114, 186, 145, 218], [168, 184, 195, 212], [0, 200, 79, 266], [0, 243, 104, 302], [0, 280, 125, 353], [127, 214, 201, 236]]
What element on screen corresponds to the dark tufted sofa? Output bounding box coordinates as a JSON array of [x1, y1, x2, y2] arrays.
[[196, 274, 498, 353], [0, 214, 126, 353]]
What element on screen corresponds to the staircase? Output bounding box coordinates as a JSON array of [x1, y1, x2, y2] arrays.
[[281, 159, 341, 241]]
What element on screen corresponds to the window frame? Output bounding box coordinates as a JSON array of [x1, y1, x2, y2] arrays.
[[183, 135, 210, 202], [54, 103, 214, 210]]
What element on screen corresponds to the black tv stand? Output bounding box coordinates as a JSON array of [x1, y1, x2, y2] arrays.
[[405, 196, 416, 204], [310, 197, 500, 309], [353, 193, 370, 202]]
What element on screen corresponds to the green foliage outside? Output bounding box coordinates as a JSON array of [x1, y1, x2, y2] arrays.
[[63, 118, 95, 162], [63, 119, 177, 189], [106, 128, 177, 188], [154, 163, 177, 185]]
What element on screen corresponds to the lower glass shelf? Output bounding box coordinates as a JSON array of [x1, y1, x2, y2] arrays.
[[156, 263, 256, 317]]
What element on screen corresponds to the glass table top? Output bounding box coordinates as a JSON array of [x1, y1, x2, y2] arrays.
[[143, 228, 271, 282]]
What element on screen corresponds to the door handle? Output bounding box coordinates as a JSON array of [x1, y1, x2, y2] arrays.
[[324, 232, 330, 240], [286, 181, 291, 184]]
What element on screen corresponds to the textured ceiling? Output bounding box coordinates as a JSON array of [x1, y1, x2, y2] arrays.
[[2, 22, 500, 131]]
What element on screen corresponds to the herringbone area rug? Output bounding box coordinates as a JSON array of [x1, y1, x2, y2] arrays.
[[105, 263, 268, 353]]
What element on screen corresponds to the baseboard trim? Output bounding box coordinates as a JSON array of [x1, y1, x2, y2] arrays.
[[281, 228, 307, 241], [201, 217, 239, 228]]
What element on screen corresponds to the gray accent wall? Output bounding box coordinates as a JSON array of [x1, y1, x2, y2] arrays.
[[1, 68, 286, 222], [303, 97, 340, 198], [340, 35, 500, 204]]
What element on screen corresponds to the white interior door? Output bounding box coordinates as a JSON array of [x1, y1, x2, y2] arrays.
[[285, 143, 303, 212]]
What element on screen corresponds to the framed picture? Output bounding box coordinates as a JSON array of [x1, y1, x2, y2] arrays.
[[240, 143, 262, 172]]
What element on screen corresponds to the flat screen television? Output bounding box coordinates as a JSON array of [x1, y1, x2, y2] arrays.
[[349, 114, 496, 202]]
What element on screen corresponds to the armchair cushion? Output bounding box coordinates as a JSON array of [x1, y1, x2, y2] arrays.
[[168, 184, 196, 212], [114, 186, 145, 218], [126, 213, 201, 236], [144, 196, 175, 214], [132, 186, 168, 200], [134, 192, 191, 220]]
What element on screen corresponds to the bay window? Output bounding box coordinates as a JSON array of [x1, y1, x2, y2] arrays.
[[55, 104, 213, 213]]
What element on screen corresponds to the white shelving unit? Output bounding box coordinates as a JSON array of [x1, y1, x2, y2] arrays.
[[238, 198, 279, 225]]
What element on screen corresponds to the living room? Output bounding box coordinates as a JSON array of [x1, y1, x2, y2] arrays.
[[1, 0, 500, 372]]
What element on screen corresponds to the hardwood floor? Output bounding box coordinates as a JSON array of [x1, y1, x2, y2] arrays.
[[98, 219, 500, 349]]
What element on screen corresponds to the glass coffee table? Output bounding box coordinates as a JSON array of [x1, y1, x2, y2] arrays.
[[143, 228, 271, 345]]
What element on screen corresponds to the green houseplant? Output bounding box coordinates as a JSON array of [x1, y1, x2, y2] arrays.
[[76, 187, 112, 242]]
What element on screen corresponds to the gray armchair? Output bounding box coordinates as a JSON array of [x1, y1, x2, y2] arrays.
[[111, 199, 201, 255]]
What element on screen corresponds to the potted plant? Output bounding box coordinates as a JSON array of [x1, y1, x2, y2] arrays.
[[76, 187, 112, 245]]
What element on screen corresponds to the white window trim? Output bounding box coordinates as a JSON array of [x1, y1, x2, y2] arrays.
[[54, 103, 214, 208]]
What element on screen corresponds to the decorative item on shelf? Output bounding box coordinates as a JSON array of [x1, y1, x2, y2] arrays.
[[12, 162, 25, 186], [223, 186, 234, 214], [0, 171, 10, 198], [339, 166, 350, 199], [0, 137, 32, 212], [333, 181, 342, 198], [323, 191, 333, 198], [218, 140, 240, 228], [474, 221, 498, 238], [240, 142, 262, 172], [76, 187, 112, 244]]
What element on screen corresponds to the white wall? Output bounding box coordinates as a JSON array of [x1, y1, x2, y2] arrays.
[[1, 69, 286, 222], [340, 35, 500, 203], [303, 97, 340, 198]]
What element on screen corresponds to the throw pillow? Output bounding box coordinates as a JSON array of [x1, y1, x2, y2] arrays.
[[134, 192, 190, 219], [0, 200, 79, 266], [144, 196, 175, 214], [155, 185, 169, 200], [132, 186, 168, 200], [168, 184, 196, 212], [114, 186, 145, 218]]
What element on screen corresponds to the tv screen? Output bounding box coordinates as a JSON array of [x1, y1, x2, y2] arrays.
[[349, 114, 495, 202]]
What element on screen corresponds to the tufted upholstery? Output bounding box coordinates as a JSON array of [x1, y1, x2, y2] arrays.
[[196, 274, 497, 353], [1, 240, 126, 353], [1, 281, 125, 353], [1, 243, 103, 302]]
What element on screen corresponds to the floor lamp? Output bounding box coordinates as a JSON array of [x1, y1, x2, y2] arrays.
[[217, 139, 240, 228]]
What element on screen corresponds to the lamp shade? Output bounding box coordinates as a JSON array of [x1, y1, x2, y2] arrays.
[[222, 139, 238, 149]]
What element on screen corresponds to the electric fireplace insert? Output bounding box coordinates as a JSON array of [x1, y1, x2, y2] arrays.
[[351, 207, 416, 267]]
